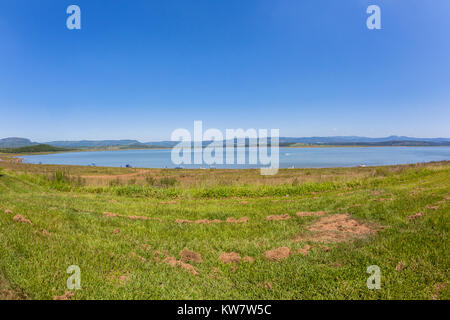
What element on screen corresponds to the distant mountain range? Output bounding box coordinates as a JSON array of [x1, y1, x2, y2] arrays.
[[1, 136, 450, 149]]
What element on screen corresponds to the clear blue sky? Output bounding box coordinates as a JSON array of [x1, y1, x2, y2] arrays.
[[1, 0, 449, 141]]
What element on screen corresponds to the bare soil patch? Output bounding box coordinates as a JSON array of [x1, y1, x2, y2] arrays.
[[176, 218, 222, 224], [264, 247, 291, 261], [103, 211, 120, 218], [129, 215, 150, 220], [118, 274, 129, 284], [219, 252, 241, 264], [308, 214, 373, 234], [13, 214, 32, 225], [408, 212, 424, 220], [180, 250, 203, 263], [243, 256, 255, 263], [266, 214, 290, 221], [53, 291, 74, 300], [299, 214, 377, 243], [226, 217, 249, 223], [164, 256, 199, 276], [196, 219, 222, 224], [296, 211, 327, 217]]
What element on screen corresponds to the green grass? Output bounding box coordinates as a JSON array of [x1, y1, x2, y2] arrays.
[[0, 162, 448, 300]]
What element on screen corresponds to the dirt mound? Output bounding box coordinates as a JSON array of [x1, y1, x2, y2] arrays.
[[299, 214, 376, 243], [296, 211, 327, 217], [226, 217, 249, 223], [113, 228, 120, 234], [264, 247, 291, 261], [4, 209, 13, 215], [308, 214, 372, 234], [180, 250, 203, 263], [164, 256, 199, 276], [266, 214, 290, 221], [53, 291, 74, 300], [425, 205, 439, 210], [408, 212, 424, 220], [219, 252, 241, 264], [13, 214, 32, 225]]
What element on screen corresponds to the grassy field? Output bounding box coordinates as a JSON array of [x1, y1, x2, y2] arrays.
[[0, 158, 448, 300]]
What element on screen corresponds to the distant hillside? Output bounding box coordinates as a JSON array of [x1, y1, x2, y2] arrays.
[[0, 144, 73, 153], [1, 136, 450, 149], [322, 140, 450, 147], [46, 140, 142, 148], [278, 136, 450, 145], [0, 137, 35, 148]]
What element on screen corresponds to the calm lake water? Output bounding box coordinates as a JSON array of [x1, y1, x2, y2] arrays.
[[20, 147, 450, 169]]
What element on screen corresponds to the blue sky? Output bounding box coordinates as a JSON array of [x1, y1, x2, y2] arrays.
[[1, 0, 449, 141]]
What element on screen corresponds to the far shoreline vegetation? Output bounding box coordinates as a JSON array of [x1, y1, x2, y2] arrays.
[[1, 141, 450, 156], [1, 136, 450, 155]]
